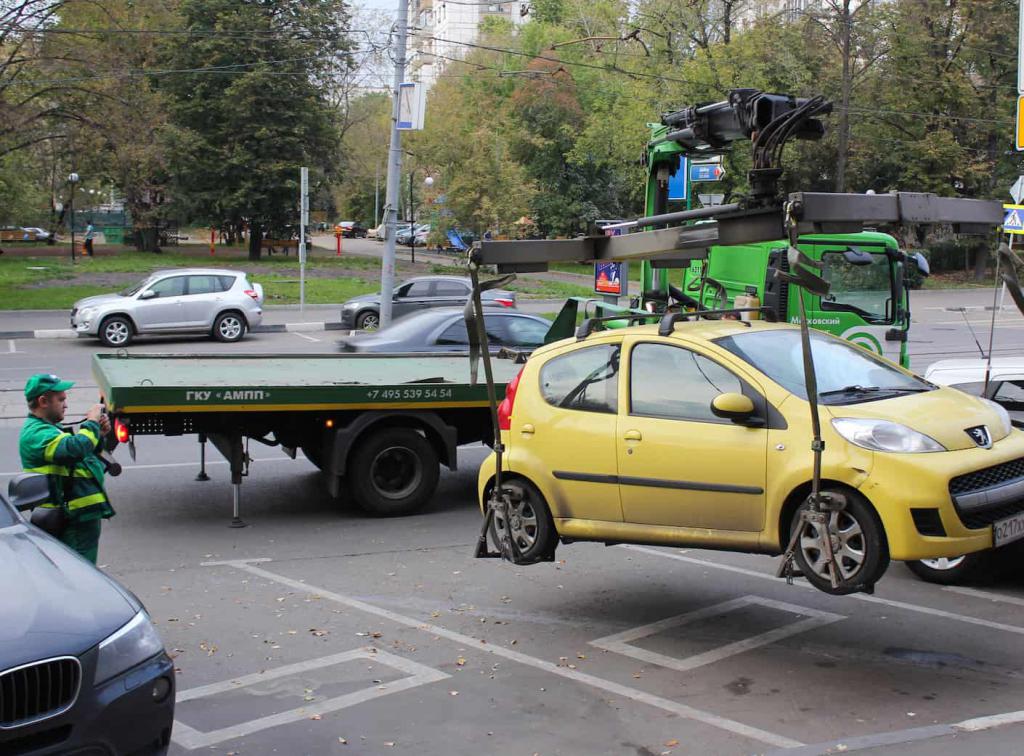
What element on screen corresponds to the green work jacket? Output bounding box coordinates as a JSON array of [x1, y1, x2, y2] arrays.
[[19, 415, 114, 522]]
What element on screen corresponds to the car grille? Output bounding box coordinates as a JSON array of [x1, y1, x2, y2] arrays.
[[949, 457, 1024, 529], [0, 657, 80, 729], [70, 307, 78, 318]]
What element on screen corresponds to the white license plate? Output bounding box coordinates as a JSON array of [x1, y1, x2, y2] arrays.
[[994, 511, 1024, 548]]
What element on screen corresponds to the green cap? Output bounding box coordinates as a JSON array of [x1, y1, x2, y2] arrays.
[[25, 373, 75, 401]]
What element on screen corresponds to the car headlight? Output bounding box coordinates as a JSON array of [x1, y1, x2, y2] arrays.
[[831, 418, 946, 453], [981, 398, 1012, 439], [94, 611, 164, 685], [342, 301, 360, 310], [78, 307, 96, 320]]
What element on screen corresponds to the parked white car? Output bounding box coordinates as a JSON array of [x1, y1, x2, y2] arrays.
[[71, 268, 264, 347]]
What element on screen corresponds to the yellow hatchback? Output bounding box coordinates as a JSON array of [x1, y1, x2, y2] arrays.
[[478, 319, 1024, 594]]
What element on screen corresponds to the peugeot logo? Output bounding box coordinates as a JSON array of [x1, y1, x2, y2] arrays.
[[965, 425, 992, 449]]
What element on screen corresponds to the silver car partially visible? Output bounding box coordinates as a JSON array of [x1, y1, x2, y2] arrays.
[[70, 268, 264, 347]]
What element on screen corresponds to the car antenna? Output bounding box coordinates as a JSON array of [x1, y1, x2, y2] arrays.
[[953, 307, 987, 359]]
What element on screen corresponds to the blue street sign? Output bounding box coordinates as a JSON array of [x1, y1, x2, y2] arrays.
[[690, 163, 726, 182], [1004, 204, 1024, 235], [667, 157, 688, 201]]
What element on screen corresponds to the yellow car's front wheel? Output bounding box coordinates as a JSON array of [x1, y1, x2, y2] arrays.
[[792, 489, 890, 595]]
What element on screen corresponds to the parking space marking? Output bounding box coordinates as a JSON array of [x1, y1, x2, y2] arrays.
[[590, 596, 844, 673], [623, 546, 1024, 636], [172, 648, 449, 750], [943, 585, 1024, 608], [210, 558, 803, 748], [7, 340, 15, 353], [292, 331, 320, 342]]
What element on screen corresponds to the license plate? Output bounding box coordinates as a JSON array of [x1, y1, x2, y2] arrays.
[[994, 511, 1024, 548]]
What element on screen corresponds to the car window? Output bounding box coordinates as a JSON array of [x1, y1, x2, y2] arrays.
[[540, 344, 620, 414], [146, 276, 186, 298], [435, 317, 503, 345], [220, 275, 237, 291], [948, 381, 987, 396], [506, 317, 549, 347], [994, 380, 1024, 405], [631, 343, 743, 421], [401, 281, 432, 298], [0, 498, 17, 527], [717, 329, 930, 404], [434, 281, 470, 298], [187, 275, 229, 295]]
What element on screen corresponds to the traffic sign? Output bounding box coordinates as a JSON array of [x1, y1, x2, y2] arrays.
[[690, 163, 726, 182], [1012, 176, 1024, 205], [668, 157, 688, 201], [1003, 203, 1024, 235]]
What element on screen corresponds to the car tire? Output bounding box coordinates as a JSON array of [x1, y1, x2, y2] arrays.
[[488, 477, 558, 563], [213, 311, 247, 342], [99, 315, 133, 347], [791, 489, 890, 595], [355, 310, 380, 331], [349, 427, 440, 517], [905, 552, 997, 585]]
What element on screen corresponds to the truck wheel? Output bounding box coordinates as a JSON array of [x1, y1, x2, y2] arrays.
[[906, 552, 995, 585], [349, 427, 439, 516], [488, 478, 557, 563], [213, 311, 246, 342], [791, 489, 889, 595], [356, 310, 379, 331], [99, 315, 133, 347]]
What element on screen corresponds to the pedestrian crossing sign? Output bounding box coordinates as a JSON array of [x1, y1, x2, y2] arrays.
[[1004, 204, 1024, 235]]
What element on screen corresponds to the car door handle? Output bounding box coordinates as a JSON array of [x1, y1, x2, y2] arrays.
[[521, 424, 535, 435], [623, 430, 642, 441]]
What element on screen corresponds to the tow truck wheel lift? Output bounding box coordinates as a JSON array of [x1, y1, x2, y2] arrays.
[[468, 88, 1005, 595]]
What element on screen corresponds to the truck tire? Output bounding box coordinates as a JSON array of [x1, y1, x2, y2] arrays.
[[213, 311, 247, 342], [906, 552, 996, 585], [99, 315, 133, 347], [349, 427, 439, 516], [791, 489, 889, 595], [488, 478, 558, 563]]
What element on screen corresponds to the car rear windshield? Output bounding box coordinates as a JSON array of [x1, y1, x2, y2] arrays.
[[716, 329, 931, 404]]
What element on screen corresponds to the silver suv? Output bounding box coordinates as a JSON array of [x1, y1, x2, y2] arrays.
[[71, 268, 264, 347]]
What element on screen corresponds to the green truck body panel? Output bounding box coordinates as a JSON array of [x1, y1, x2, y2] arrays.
[[93, 353, 522, 413]]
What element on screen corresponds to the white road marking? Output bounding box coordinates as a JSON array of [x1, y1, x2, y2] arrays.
[[172, 649, 448, 750], [292, 331, 320, 342], [210, 558, 803, 749], [622, 546, 1024, 636], [590, 596, 844, 673], [943, 585, 1024, 608], [7, 340, 15, 353], [0, 457, 297, 478]]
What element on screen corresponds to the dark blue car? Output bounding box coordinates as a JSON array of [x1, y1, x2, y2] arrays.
[[0, 475, 175, 755]]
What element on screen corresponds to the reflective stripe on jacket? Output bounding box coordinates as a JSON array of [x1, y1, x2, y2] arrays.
[[19, 415, 114, 522]]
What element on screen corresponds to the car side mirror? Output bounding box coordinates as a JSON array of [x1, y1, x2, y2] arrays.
[[8, 473, 49, 512], [139, 290, 157, 300], [913, 252, 930, 277], [710, 392, 760, 425]]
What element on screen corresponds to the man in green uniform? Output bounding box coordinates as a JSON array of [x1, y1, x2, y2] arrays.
[[19, 373, 115, 563]]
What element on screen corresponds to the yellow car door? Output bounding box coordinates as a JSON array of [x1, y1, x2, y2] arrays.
[[616, 339, 768, 532], [514, 341, 624, 523]]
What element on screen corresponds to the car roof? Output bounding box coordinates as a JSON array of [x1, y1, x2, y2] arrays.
[[924, 358, 1024, 385], [149, 268, 245, 278], [402, 275, 472, 284]]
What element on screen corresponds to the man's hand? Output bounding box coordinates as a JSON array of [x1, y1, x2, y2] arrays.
[[85, 405, 103, 424], [99, 414, 111, 435]]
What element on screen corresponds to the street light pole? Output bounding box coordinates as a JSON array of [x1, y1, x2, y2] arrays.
[[67, 172, 79, 263], [409, 169, 415, 264]]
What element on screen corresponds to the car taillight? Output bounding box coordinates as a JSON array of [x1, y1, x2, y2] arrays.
[[244, 289, 259, 301], [494, 298, 515, 308], [497, 368, 524, 431], [114, 419, 129, 443]]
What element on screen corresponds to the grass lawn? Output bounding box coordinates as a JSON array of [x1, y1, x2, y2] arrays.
[[922, 271, 999, 290]]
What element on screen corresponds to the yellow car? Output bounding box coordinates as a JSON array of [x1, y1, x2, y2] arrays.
[[478, 318, 1024, 594]]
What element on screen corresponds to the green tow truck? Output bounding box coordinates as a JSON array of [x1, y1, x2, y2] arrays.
[[93, 352, 522, 524]]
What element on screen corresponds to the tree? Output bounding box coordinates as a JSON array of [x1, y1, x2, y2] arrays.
[[160, 0, 352, 259]]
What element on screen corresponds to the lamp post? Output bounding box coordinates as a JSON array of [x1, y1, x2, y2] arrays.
[[67, 172, 80, 262], [408, 172, 434, 264]]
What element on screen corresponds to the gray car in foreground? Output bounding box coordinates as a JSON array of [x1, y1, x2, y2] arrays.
[[339, 308, 550, 353], [0, 475, 175, 754], [71, 268, 264, 347], [340, 275, 516, 331]]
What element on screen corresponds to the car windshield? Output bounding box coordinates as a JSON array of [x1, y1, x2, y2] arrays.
[[119, 276, 154, 296], [716, 329, 931, 404], [0, 499, 18, 527], [820, 249, 894, 322]]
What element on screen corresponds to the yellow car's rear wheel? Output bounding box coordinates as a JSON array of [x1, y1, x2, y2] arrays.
[[489, 478, 557, 563]]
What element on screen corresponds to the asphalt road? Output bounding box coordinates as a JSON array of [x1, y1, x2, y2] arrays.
[[3, 295, 1024, 755]]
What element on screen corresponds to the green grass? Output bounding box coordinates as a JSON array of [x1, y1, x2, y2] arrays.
[[550, 262, 643, 282]]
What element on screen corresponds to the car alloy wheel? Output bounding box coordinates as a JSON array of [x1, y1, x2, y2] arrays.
[[101, 317, 131, 347], [918, 556, 966, 571], [357, 312, 379, 331], [218, 315, 243, 340]]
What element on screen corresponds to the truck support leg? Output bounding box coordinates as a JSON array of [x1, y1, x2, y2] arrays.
[[207, 432, 248, 528], [196, 433, 211, 482]]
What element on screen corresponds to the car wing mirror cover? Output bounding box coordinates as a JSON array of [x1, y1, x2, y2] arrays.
[[710, 392, 759, 423], [139, 290, 157, 300]]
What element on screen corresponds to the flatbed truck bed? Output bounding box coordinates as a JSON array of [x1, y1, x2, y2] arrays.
[[93, 353, 522, 523]]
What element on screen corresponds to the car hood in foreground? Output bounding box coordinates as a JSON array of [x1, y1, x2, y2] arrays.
[[0, 524, 138, 668], [73, 293, 124, 310]]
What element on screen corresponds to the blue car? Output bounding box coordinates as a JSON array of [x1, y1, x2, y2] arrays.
[[0, 475, 175, 755]]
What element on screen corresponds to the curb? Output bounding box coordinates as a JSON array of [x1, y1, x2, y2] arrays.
[[0, 322, 351, 341]]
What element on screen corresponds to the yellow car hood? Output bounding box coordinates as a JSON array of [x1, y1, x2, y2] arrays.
[[824, 387, 1007, 451]]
